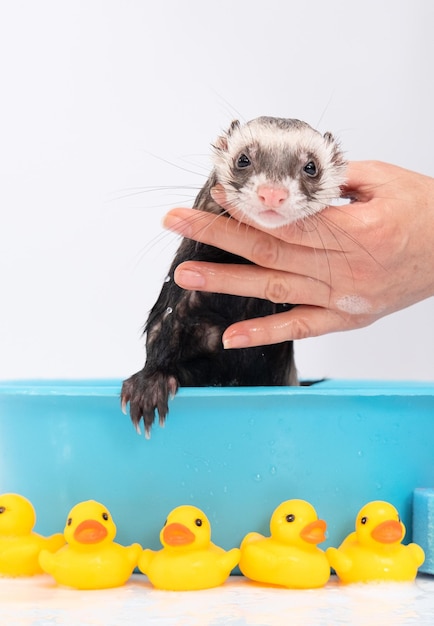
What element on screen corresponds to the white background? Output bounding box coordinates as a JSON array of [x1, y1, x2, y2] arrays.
[[1, 0, 433, 382]]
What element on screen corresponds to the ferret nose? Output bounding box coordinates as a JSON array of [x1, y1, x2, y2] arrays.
[[257, 184, 289, 208]]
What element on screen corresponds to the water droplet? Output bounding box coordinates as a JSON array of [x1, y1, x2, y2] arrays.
[[269, 466, 277, 476], [254, 473, 262, 482], [165, 307, 173, 315], [164, 275, 171, 283]]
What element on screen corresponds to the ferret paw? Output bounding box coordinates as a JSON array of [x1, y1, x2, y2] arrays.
[[121, 371, 179, 437]]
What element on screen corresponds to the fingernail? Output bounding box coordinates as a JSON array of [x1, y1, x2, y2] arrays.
[[223, 334, 251, 349], [175, 268, 206, 289], [163, 213, 192, 237]]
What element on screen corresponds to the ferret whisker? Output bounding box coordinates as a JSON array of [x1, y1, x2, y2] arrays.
[[141, 150, 210, 180], [341, 177, 402, 202], [314, 92, 335, 130], [302, 215, 335, 293], [110, 185, 202, 203], [177, 154, 214, 174], [313, 214, 356, 293], [133, 230, 182, 269], [318, 213, 387, 272], [212, 92, 247, 126]]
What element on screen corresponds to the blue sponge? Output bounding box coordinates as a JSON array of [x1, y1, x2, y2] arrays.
[[413, 488, 434, 574]]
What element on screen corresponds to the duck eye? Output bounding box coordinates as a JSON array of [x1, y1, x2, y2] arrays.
[[236, 153, 251, 169], [303, 161, 317, 177], [195, 518, 203, 527], [361, 516, 368, 525], [102, 512, 109, 521], [67, 518, 72, 526], [0, 507, 5, 514], [285, 514, 295, 523]]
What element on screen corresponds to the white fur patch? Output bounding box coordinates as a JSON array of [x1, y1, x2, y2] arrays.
[[232, 172, 307, 228]]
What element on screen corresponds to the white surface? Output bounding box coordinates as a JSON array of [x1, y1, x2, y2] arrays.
[[1, 574, 434, 625], [1, 0, 434, 382]]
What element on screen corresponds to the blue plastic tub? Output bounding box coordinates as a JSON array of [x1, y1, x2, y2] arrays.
[[0, 379, 433, 553]]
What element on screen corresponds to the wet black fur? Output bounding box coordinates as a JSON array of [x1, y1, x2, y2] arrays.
[[121, 180, 296, 435]]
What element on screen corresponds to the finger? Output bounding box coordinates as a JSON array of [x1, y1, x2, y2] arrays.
[[163, 207, 356, 283], [165, 205, 378, 287], [174, 261, 332, 307], [341, 160, 404, 201], [163, 208, 320, 273], [340, 161, 375, 199], [163, 198, 368, 260], [221, 306, 359, 348], [163, 206, 246, 241]]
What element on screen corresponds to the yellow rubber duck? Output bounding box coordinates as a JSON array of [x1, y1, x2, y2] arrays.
[[38, 500, 142, 589], [326, 500, 425, 583], [239, 499, 330, 588], [0, 493, 65, 576], [138, 504, 240, 590]]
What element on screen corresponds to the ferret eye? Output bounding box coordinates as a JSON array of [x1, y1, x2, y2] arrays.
[[303, 161, 317, 177], [286, 514, 295, 523], [236, 154, 251, 169]]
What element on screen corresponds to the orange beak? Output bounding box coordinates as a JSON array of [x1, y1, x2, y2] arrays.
[[300, 519, 327, 544], [371, 520, 403, 544], [73, 519, 108, 544], [163, 522, 195, 547]]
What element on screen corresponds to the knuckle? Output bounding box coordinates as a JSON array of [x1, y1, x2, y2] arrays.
[[250, 233, 281, 268], [264, 274, 293, 303], [287, 316, 313, 340]]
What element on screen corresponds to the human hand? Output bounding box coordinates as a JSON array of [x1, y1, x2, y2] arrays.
[[163, 161, 434, 348]]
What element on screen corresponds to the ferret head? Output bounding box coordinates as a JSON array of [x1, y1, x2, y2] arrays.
[[212, 116, 346, 228]]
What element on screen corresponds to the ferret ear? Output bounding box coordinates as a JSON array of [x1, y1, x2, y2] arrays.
[[214, 119, 240, 151], [324, 131, 345, 165], [323, 131, 335, 144], [227, 119, 241, 136]]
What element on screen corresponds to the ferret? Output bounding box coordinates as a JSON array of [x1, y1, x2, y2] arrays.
[[121, 116, 346, 436]]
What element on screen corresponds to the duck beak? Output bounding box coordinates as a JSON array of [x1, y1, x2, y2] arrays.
[[74, 520, 108, 544], [300, 519, 327, 544], [371, 520, 403, 544], [163, 522, 195, 547]]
